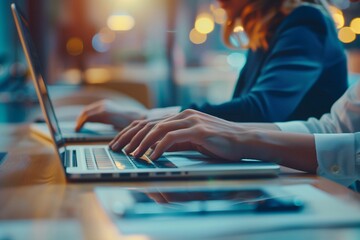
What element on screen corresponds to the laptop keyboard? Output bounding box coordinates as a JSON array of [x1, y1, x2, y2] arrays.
[[70, 147, 177, 170]]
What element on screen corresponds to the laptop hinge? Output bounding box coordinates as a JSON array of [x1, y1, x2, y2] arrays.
[[59, 147, 70, 168]]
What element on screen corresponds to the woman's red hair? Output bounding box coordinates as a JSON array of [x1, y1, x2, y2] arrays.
[[223, 0, 330, 50]]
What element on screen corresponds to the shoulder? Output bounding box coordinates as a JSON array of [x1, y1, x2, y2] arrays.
[[277, 4, 334, 35], [344, 82, 360, 104]]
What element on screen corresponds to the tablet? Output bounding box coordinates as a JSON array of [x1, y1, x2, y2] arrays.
[[111, 187, 304, 218]]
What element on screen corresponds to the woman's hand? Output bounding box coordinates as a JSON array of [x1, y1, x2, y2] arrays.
[[75, 100, 147, 131], [109, 109, 257, 161]]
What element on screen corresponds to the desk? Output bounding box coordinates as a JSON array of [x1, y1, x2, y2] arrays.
[[0, 124, 360, 240]]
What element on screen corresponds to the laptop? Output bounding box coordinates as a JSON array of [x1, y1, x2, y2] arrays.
[[31, 121, 118, 143], [12, 3, 280, 180]]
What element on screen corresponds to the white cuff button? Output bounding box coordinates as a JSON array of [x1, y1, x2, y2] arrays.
[[331, 165, 340, 174]]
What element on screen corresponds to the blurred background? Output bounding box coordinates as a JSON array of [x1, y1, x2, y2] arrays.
[[0, 0, 359, 122]]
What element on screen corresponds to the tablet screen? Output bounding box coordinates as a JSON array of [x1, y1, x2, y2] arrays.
[[120, 187, 303, 217]]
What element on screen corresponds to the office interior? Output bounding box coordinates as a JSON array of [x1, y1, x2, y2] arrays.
[[0, 0, 360, 239], [0, 0, 357, 123]]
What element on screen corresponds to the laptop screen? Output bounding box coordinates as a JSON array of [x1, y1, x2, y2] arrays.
[[12, 4, 66, 155]]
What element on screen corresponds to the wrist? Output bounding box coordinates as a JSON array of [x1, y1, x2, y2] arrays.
[[234, 128, 283, 161], [241, 129, 269, 159]]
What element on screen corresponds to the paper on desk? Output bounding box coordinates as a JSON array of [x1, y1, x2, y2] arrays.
[[95, 184, 360, 240]]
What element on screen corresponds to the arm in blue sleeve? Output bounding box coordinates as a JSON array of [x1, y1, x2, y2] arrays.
[[187, 26, 324, 122]]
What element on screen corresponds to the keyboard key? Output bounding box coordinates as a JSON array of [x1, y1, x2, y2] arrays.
[[109, 153, 128, 161], [113, 159, 135, 170], [93, 148, 114, 170], [109, 151, 135, 170], [72, 150, 78, 167], [84, 148, 96, 170], [63, 150, 70, 167]]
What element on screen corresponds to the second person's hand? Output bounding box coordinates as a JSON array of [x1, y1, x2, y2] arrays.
[[75, 100, 147, 132]]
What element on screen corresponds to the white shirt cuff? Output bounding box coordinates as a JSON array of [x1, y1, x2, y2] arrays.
[[315, 133, 357, 187], [275, 121, 310, 133], [146, 106, 181, 120]]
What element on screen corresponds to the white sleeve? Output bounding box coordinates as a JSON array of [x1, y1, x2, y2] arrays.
[[315, 133, 360, 187], [303, 83, 360, 133], [275, 121, 311, 133], [277, 82, 360, 134], [146, 106, 181, 120]]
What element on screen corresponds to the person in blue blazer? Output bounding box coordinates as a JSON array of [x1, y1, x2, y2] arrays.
[[75, 0, 348, 131]]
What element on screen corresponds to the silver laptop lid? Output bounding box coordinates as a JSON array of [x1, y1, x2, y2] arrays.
[[11, 3, 67, 161]]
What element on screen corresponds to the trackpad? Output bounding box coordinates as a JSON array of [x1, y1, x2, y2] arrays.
[[164, 152, 229, 168], [166, 156, 204, 167]]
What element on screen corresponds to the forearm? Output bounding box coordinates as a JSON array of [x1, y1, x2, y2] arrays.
[[244, 130, 318, 173]]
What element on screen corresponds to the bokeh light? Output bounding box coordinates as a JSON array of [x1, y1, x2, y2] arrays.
[[209, 3, 217, 13], [329, 5, 344, 29], [213, 8, 226, 24], [66, 37, 84, 56], [107, 13, 135, 31], [338, 27, 356, 43], [92, 33, 111, 53], [350, 18, 360, 34], [84, 68, 112, 84], [233, 26, 244, 33], [189, 28, 207, 45], [195, 13, 215, 34], [333, 13, 345, 29], [329, 5, 343, 15], [227, 53, 246, 69]]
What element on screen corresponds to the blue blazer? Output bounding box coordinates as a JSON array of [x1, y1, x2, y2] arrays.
[[187, 5, 348, 122]]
